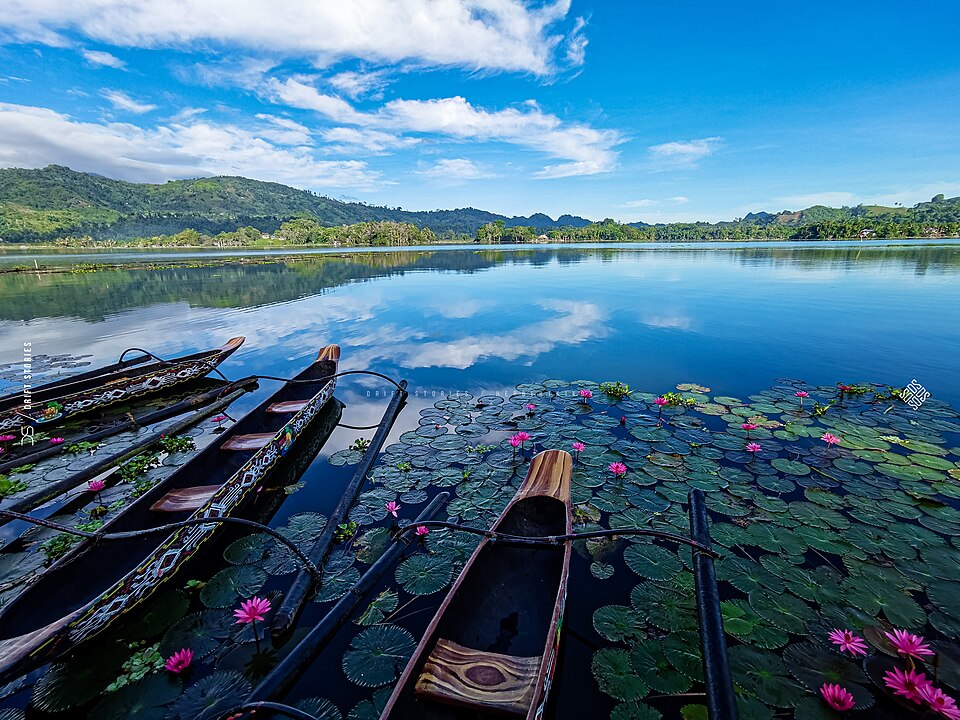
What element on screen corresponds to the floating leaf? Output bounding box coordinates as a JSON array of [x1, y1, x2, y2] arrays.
[[357, 589, 399, 626], [593, 605, 644, 643], [342, 625, 416, 687], [161, 610, 236, 659], [395, 553, 452, 596], [88, 674, 181, 720], [591, 648, 648, 702], [165, 670, 251, 720], [32, 643, 128, 712], [200, 565, 266, 608], [296, 697, 343, 720], [223, 533, 272, 565], [623, 545, 681, 581]]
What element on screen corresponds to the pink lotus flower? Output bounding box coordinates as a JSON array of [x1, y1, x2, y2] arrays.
[[883, 667, 932, 705], [515, 431, 530, 442], [609, 462, 627, 477], [526, 403, 536, 411], [415, 526, 429, 537], [509, 435, 522, 448], [0, 434, 16, 442], [828, 629, 868, 657], [919, 685, 960, 719], [165, 648, 193, 674], [820, 683, 856, 712], [822, 432, 841, 446], [578, 389, 593, 400], [385, 501, 400, 518], [619, 415, 626, 425], [234, 596, 271, 625], [87, 479, 106, 492], [654, 397, 667, 407], [212, 415, 227, 423], [746, 442, 762, 453], [741, 423, 758, 431], [50, 437, 65, 445], [572, 441, 585, 452], [885, 629, 935, 659], [795, 391, 809, 398]]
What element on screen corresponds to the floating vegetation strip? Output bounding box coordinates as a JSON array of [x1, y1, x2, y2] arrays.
[[13, 378, 960, 719]]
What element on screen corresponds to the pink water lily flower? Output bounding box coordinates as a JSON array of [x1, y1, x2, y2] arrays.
[[509, 435, 522, 448], [50, 437, 65, 445], [385, 501, 400, 518], [212, 415, 227, 423], [415, 526, 429, 537], [654, 397, 668, 407], [821, 432, 841, 446], [609, 462, 627, 477], [746, 442, 762, 453], [828, 629, 868, 657], [572, 441, 585, 452], [0, 434, 16, 442], [578, 389, 593, 400], [883, 667, 932, 705], [741, 423, 758, 431], [234, 597, 271, 625], [919, 685, 960, 719], [526, 403, 536, 411], [795, 390, 809, 398], [87, 479, 106, 492], [515, 431, 530, 442], [885, 629, 935, 659], [820, 683, 856, 712], [165, 648, 193, 674]]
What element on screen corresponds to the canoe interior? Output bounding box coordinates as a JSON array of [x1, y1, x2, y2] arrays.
[[0, 354, 336, 641], [386, 496, 567, 719], [0, 336, 243, 412]]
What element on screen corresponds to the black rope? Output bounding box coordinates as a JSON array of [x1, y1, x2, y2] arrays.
[[251, 369, 404, 393], [397, 520, 720, 558], [336, 422, 382, 430], [117, 346, 230, 381], [225, 701, 319, 720], [0, 510, 322, 583]]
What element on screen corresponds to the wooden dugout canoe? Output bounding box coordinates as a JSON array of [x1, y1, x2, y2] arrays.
[[381, 449, 572, 720], [0, 336, 245, 434], [0, 345, 341, 684]]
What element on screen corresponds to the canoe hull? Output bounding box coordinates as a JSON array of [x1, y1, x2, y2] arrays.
[[0, 345, 339, 683], [382, 449, 572, 720], [0, 336, 245, 433]]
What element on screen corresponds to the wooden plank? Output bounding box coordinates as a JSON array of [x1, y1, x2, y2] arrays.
[[414, 638, 540, 716], [266, 400, 309, 414], [150, 485, 221, 513], [220, 432, 275, 451], [514, 449, 571, 504]]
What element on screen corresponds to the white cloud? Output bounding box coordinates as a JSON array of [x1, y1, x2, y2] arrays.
[[669, 195, 689, 204], [0, 102, 381, 189], [648, 137, 721, 168], [81, 49, 125, 69], [380, 96, 621, 177], [1, 0, 580, 75], [418, 158, 495, 180], [170, 107, 207, 123], [564, 16, 588, 67], [327, 69, 389, 100], [255, 114, 313, 145], [321, 127, 418, 153], [101, 89, 156, 114], [624, 198, 658, 208], [181, 57, 277, 90], [265, 78, 368, 125]]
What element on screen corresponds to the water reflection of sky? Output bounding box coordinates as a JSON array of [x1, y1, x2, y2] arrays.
[[1, 244, 959, 408]]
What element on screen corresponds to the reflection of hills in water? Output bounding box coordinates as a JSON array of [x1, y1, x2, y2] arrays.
[[2, 245, 958, 321]]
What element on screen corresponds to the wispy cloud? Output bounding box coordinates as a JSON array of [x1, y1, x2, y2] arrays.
[[623, 196, 689, 208], [0, 101, 381, 189], [0, 0, 582, 76], [417, 158, 495, 181], [327, 69, 390, 100], [321, 127, 418, 153], [101, 89, 156, 114], [265, 78, 368, 125], [81, 49, 125, 69], [648, 137, 721, 168], [255, 114, 313, 145]]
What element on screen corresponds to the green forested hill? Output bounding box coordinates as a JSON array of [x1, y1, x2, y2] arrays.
[[0, 165, 958, 244], [0, 165, 591, 242]]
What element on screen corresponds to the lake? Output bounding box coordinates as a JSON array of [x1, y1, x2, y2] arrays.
[[1, 241, 959, 719]]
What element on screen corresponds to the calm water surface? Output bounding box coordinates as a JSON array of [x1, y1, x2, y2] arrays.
[[1, 242, 959, 717]]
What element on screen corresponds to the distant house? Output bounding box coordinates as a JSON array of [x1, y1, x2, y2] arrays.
[[535, 234, 550, 243]]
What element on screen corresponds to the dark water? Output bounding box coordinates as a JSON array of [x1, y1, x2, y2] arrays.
[[1, 242, 959, 718]]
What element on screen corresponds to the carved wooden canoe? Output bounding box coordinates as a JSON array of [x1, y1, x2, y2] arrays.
[[381, 449, 572, 720], [0, 336, 245, 434], [0, 345, 341, 684]]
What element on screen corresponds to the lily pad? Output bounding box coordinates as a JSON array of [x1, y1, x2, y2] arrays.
[[88, 674, 181, 720], [165, 670, 251, 720], [200, 565, 267, 608], [594, 605, 645, 643], [357, 589, 399, 626], [395, 553, 453, 596], [592, 648, 648, 702], [624, 545, 681, 581], [342, 625, 416, 687]]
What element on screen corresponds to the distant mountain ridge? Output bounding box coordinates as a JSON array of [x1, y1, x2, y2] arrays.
[[0, 165, 958, 243], [0, 165, 592, 242]]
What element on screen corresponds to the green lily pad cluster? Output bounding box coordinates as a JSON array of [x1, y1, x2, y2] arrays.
[[20, 378, 960, 719]]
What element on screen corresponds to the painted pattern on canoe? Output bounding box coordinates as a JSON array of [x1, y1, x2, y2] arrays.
[[0, 339, 243, 434], [15, 375, 338, 660]]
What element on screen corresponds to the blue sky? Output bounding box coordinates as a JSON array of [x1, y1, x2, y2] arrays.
[[0, 1, 958, 222]]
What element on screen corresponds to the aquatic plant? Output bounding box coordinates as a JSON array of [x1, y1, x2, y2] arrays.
[[350, 437, 371, 452], [158, 434, 195, 453], [234, 597, 271, 653], [385, 501, 400, 518], [608, 462, 627, 478], [884, 629, 934, 660], [88, 478, 105, 505], [795, 390, 809, 409], [106, 642, 165, 692], [66, 440, 101, 454], [572, 441, 585, 462], [883, 667, 931, 704], [0, 474, 27, 498], [165, 648, 193, 674], [820, 683, 856, 711], [334, 521, 358, 543], [599, 382, 632, 401], [49, 437, 65, 445], [579, 389, 593, 402], [828, 629, 867, 657]]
